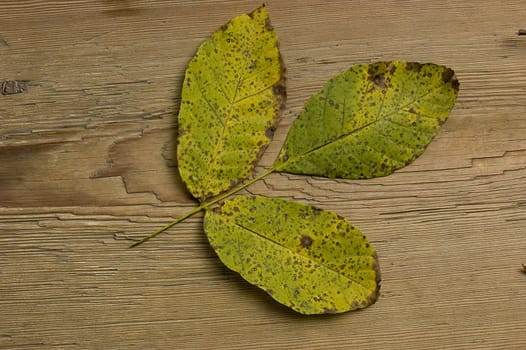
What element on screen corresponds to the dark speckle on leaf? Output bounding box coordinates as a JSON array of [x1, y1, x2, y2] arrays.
[[323, 307, 337, 314], [406, 62, 423, 72], [273, 83, 286, 96], [266, 125, 276, 138], [264, 17, 273, 31], [370, 74, 386, 89], [300, 235, 313, 248], [450, 76, 460, 91], [441, 68, 455, 84]]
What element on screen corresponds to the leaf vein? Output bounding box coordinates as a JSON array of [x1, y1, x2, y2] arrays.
[[233, 222, 372, 290]]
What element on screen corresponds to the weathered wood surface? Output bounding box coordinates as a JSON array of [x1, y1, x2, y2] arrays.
[[1, 1, 525, 349]]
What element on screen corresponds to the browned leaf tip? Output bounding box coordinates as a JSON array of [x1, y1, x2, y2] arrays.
[[518, 29, 526, 36]]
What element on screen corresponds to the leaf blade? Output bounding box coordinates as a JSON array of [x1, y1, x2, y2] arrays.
[[177, 6, 285, 201], [204, 195, 380, 314], [273, 61, 458, 179]]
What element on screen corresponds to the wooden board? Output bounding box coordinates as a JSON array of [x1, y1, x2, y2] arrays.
[[1, 1, 525, 349]]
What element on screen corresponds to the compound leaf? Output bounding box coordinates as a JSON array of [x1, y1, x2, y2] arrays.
[[204, 195, 380, 315], [273, 61, 458, 179], [177, 5, 286, 201]]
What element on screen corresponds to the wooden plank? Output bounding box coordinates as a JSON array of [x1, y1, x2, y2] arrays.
[[1, 1, 525, 349]]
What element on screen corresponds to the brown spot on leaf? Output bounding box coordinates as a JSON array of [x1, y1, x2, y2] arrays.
[[265, 125, 276, 138], [229, 179, 240, 189], [406, 62, 423, 72], [441, 68, 455, 84], [264, 16, 273, 31], [369, 74, 386, 89], [300, 235, 313, 248], [451, 76, 460, 91], [323, 307, 337, 314], [272, 82, 286, 97], [366, 63, 380, 77]]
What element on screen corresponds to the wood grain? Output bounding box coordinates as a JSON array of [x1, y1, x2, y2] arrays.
[[1, 1, 525, 349]]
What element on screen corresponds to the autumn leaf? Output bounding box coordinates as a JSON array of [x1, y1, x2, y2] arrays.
[[204, 195, 380, 315], [273, 61, 458, 179], [177, 5, 286, 201], [134, 7, 461, 319]]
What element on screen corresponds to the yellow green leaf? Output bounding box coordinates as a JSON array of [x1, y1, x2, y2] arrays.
[[273, 61, 458, 179], [204, 195, 380, 314], [177, 5, 286, 201]]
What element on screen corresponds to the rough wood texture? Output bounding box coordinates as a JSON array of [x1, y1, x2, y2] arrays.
[[1, 1, 525, 349]]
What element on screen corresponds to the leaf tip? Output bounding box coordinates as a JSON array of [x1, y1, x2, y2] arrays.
[[249, 3, 268, 19]]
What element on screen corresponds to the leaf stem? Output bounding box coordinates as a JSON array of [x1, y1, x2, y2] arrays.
[[129, 204, 205, 248], [129, 167, 275, 248]]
